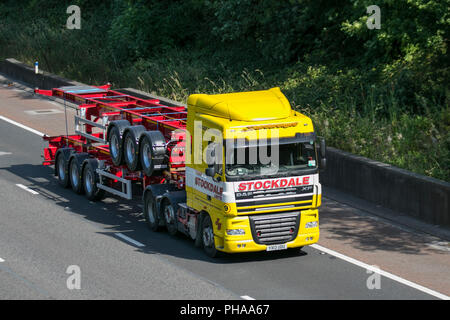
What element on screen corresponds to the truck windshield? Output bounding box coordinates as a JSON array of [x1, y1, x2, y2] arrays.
[[225, 140, 317, 178]]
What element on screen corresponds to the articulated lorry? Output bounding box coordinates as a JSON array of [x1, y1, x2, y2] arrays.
[[37, 84, 326, 257]]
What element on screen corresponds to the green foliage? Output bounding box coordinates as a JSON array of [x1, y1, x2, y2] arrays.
[[107, 0, 212, 62], [0, 0, 448, 181]]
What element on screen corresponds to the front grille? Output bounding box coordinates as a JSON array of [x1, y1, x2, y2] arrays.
[[249, 212, 300, 245]]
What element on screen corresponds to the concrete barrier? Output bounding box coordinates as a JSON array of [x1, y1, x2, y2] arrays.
[[1, 58, 449, 227], [321, 147, 450, 226], [0, 58, 85, 89]]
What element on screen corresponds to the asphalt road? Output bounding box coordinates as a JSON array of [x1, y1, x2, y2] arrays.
[[0, 78, 449, 300]]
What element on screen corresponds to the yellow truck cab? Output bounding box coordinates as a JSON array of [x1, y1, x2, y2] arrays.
[[184, 87, 325, 256]]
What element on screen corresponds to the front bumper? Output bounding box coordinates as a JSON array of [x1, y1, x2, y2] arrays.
[[217, 209, 320, 253], [220, 231, 319, 253]]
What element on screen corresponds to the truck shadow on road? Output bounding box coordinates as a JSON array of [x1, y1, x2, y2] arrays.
[[4, 163, 313, 264]]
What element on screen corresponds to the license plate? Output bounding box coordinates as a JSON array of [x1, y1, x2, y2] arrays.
[[266, 244, 287, 251]]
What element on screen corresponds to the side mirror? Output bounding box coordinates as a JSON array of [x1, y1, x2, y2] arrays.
[[320, 158, 327, 171], [318, 137, 326, 171], [205, 166, 215, 177], [319, 137, 326, 158]]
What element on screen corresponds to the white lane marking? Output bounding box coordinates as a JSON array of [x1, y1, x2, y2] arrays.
[[427, 241, 450, 252], [16, 184, 39, 195], [310, 244, 450, 300], [240, 295, 255, 300], [0, 151, 12, 156], [115, 233, 145, 248], [0, 257, 4, 262], [0, 115, 45, 137], [25, 109, 63, 115]]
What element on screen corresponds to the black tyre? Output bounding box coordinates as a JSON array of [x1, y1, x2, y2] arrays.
[[143, 190, 161, 231], [56, 152, 70, 188], [123, 126, 145, 171], [162, 199, 178, 236], [69, 156, 84, 194], [108, 125, 124, 166], [202, 214, 219, 258], [82, 159, 105, 201], [139, 131, 166, 176]]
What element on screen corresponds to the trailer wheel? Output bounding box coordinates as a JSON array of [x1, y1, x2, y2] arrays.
[[108, 125, 124, 166], [69, 157, 84, 194], [162, 198, 178, 236], [123, 126, 145, 171], [82, 160, 105, 201], [56, 152, 70, 188], [202, 214, 219, 258], [143, 190, 161, 231], [139, 131, 166, 176]]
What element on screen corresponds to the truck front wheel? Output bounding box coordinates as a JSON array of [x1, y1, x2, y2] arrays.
[[202, 214, 218, 258]]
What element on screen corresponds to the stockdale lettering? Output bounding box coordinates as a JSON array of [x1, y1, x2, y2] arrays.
[[238, 176, 311, 191], [195, 177, 223, 195]]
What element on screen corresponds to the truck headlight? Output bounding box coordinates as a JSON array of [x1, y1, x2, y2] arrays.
[[305, 221, 318, 229], [226, 229, 245, 236]]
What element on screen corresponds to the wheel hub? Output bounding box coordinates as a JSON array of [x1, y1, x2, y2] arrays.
[[203, 226, 214, 247], [110, 135, 119, 158], [58, 158, 65, 179], [143, 144, 152, 168], [85, 170, 93, 193], [147, 200, 155, 223], [165, 205, 174, 224], [126, 138, 135, 163]]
